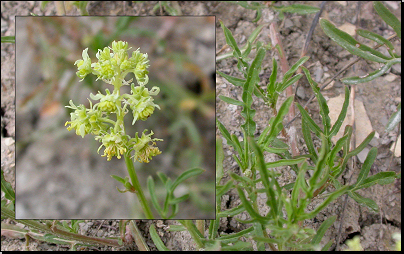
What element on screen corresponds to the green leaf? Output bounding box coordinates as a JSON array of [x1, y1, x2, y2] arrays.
[[349, 191, 379, 213], [311, 215, 337, 244], [219, 20, 242, 58], [357, 29, 395, 49], [216, 137, 224, 184], [110, 175, 126, 185], [309, 133, 329, 189], [274, 4, 320, 15], [302, 118, 318, 163], [354, 171, 398, 190], [263, 146, 288, 154], [282, 56, 309, 84], [341, 58, 401, 84], [265, 157, 306, 168], [328, 132, 349, 167], [1, 169, 15, 203], [216, 71, 246, 87], [267, 58, 278, 96], [320, 18, 389, 63], [278, 74, 303, 93], [386, 103, 401, 132], [170, 168, 205, 193], [229, 172, 253, 186], [263, 96, 294, 146], [217, 204, 245, 218], [329, 86, 350, 137], [300, 186, 348, 220], [296, 103, 323, 137], [147, 176, 164, 217], [221, 241, 253, 251], [168, 225, 187, 231], [373, 1, 401, 39], [302, 67, 331, 135], [216, 119, 235, 148], [249, 137, 279, 219], [168, 194, 190, 205], [216, 227, 254, 244], [149, 224, 170, 251], [219, 95, 245, 106], [241, 46, 266, 136], [347, 131, 375, 158], [1, 36, 15, 43], [353, 147, 378, 188], [237, 185, 271, 224], [216, 180, 234, 197]]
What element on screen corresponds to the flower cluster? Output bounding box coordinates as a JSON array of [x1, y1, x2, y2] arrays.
[[66, 41, 162, 163]]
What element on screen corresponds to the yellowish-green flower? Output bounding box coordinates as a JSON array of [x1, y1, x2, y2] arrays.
[[130, 48, 150, 85], [131, 130, 162, 163], [74, 48, 92, 80], [124, 84, 160, 125], [95, 128, 128, 161], [90, 88, 120, 114], [65, 100, 107, 137]]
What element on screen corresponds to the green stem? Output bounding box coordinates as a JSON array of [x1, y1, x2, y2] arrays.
[[124, 152, 154, 219]]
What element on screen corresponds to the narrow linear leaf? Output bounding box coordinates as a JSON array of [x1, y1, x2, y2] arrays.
[[249, 137, 279, 218], [1, 36, 15, 43], [386, 103, 401, 132], [320, 18, 389, 63], [312, 216, 337, 245], [349, 191, 379, 213], [301, 186, 348, 220], [296, 103, 323, 137], [341, 58, 401, 84], [354, 171, 398, 190], [328, 133, 349, 167], [170, 168, 205, 193], [330, 86, 350, 137], [241, 46, 266, 136], [221, 241, 253, 251], [279, 74, 304, 93], [219, 20, 242, 58], [1, 169, 15, 202], [168, 194, 190, 205], [216, 180, 235, 197], [217, 71, 246, 87], [282, 56, 309, 84], [265, 157, 306, 168], [373, 1, 401, 39], [236, 186, 270, 224], [217, 119, 235, 148], [357, 28, 394, 49], [302, 67, 331, 135], [348, 131, 375, 158], [267, 57, 278, 96], [149, 224, 170, 251], [219, 95, 245, 106], [217, 204, 245, 218], [263, 96, 294, 146], [216, 136, 224, 184], [263, 146, 288, 154], [274, 4, 320, 15], [216, 227, 254, 243], [353, 147, 378, 188], [302, 118, 318, 163]]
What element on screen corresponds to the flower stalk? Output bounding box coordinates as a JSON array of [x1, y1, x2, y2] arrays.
[[65, 40, 162, 218]]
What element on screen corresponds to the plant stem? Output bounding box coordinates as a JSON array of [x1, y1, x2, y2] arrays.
[[124, 152, 154, 219]]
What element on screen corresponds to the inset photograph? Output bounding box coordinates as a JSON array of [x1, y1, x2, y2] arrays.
[[15, 16, 215, 219]]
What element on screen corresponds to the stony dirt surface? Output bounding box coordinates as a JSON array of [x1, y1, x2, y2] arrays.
[[1, 1, 401, 251]]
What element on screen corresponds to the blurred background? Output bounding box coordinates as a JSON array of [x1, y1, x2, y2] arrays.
[[15, 16, 215, 219]]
